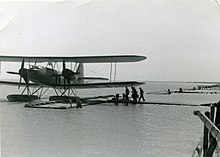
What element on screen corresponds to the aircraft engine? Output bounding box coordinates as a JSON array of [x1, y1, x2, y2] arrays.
[[62, 60, 80, 88]]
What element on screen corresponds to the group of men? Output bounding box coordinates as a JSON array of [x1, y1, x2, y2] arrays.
[[125, 86, 145, 102]]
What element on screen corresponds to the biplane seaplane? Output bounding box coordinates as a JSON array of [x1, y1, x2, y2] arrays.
[[0, 55, 146, 103]]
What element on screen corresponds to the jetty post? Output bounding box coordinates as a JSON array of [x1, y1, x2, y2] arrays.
[[193, 102, 220, 157]]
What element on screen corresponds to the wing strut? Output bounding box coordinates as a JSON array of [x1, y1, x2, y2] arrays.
[[109, 62, 117, 82], [114, 62, 117, 82], [110, 62, 112, 82]]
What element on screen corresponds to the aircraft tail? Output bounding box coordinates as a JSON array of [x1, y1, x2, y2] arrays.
[[76, 63, 84, 83], [76, 63, 109, 83], [76, 63, 84, 81]]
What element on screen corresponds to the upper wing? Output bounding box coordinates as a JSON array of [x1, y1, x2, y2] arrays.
[[0, 55, 146, 63]]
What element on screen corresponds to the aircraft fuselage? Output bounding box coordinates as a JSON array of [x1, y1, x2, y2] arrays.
[[28, 66, 77, 86]]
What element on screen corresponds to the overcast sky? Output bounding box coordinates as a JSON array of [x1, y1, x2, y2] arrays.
[[0, 0, 220, 82]]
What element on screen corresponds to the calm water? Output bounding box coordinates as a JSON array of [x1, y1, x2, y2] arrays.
[[1, 82, 220, 157]]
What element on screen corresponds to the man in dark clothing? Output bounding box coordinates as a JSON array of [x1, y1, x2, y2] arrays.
[[138, 87, 145, 102], [125, 87, 130, 101], [131, 87, 138, 102]]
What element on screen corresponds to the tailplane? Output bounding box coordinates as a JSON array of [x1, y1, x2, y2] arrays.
[[76, 63, 109, 83], [76, 63, 84, 83]]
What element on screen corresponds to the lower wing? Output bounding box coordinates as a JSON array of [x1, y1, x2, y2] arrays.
[[0, 80, 38, 87], [52, 81, 145, 89], [0, 80, 145, 89]]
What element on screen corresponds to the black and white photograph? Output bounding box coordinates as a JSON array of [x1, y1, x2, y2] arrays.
[[1, 0, 220, 157]]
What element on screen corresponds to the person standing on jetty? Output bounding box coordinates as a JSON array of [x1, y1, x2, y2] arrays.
[[131, 87, 138, 102], [138, 87, 145, 102], [125, 87, 130, 101]]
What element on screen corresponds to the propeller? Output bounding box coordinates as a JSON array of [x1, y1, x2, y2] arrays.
[[61, 60, 79, 88], [18, 59, 29, 89], [7, 59, 29, 89]]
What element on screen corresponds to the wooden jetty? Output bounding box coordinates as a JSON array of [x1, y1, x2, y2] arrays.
[[105, 99, 202, 106], [192, 102, 220, 157], [23, 91, 220, 110], [24, 93, 213, 109]]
